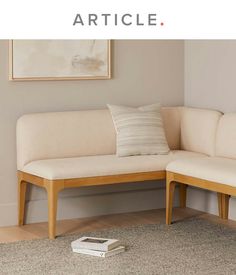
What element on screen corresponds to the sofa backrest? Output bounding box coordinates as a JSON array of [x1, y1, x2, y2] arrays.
[[17, 109, 116, 170], [180, 107, 222, 156], [16, 107, 181, 170], [215, 113, 236, 159], [161, 107, 181, 150]]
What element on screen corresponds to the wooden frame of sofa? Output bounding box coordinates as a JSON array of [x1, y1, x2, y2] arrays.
[[18, 170, 174, 239], [166, 171, 236, 225]]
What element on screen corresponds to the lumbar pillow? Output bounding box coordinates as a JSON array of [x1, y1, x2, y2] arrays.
[[107, 103, 170, 157]]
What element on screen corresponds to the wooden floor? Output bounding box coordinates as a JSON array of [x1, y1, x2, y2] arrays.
[[0, 207, 236, 243]]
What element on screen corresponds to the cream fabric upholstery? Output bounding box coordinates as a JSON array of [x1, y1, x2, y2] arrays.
[[17, 110, 116, 170], [180, 107, 222, 156], [167, 157, 236, 187], [216, 113, 236, 159], [22, 150, 205, 180], [161, 107, 181, 150], [17, 107, 181, 170]]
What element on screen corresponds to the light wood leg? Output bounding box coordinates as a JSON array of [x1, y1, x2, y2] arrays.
[[222, 194, 230, 219], [217, 193, 223, 218], [18, 172, 27, 226], [179, 184, 187, 208], [45, 180, 64, 239], [166, 172, 176, 225]]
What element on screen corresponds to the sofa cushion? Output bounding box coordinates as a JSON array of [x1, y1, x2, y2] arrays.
[[216, 113, 236, 159], [180, 107, 222, 156], [108, 104, 170, 157], [22, 150, 205, 180], [166, 157, 236, 187]]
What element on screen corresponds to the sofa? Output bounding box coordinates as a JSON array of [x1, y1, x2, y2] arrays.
[[166, 109, 236, 225], [16, 106, 236, 239]]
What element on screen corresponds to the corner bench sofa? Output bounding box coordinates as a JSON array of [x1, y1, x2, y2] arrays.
[[166, 111, 236, 225], [16, 106, 235, 239]]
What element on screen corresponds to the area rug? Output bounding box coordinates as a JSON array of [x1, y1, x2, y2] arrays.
[[1, 218, 236, 275]]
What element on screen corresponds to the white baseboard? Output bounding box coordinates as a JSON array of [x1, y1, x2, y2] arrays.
[[187, 187, 236, 220], [0, 186, 179, 226]]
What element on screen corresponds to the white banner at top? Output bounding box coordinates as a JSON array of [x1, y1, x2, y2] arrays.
[[0, 0, 236, 39]]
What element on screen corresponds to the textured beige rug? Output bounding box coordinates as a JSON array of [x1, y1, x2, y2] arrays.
[[0, 218, 236, 275]]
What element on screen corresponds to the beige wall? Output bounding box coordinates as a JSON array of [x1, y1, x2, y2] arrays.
[[0, 40, 184, 226], [185, 40, 236, 112], [185, 40, 236, 220]]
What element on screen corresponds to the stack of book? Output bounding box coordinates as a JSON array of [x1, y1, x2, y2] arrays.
[[71, 236, 125, 258]]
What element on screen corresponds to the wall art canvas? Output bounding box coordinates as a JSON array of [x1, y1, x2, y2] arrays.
[[9, 40, 111, 80]]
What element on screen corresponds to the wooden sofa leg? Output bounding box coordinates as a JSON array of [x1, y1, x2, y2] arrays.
[[217, 193, 230, 219], [179, 184, 187, 208], [18, 172, 27, 226], [217, 193, 223, 218], [166, 172, 176, 225], [222, 194, 230, 220], [45, 180, 64, 239]]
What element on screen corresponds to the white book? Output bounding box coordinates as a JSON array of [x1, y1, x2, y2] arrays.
[[71, 236, 120, 252], [72, 246, 125, 258]]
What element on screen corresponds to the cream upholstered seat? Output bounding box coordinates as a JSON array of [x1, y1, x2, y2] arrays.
[[16, 107, 181, 171], [166, 112, 236, 225], [167, 157, 236, 187], [22, 150, 206, 180], [167, 112, 236, 187]]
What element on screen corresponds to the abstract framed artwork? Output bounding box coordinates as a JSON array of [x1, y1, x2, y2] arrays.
[[9, 40, 111, 81]]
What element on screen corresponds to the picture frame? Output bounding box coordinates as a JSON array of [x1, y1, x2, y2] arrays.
[[9, 40, 111, 81]]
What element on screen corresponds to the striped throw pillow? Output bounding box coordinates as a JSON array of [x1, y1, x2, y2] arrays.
[[107, 104, 170, 157]]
